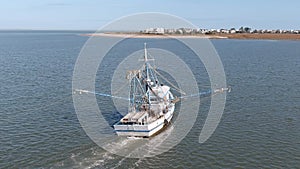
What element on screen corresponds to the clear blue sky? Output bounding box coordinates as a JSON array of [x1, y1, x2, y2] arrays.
[[1, 0, 299, 30]]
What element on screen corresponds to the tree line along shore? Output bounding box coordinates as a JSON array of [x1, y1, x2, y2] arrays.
[[140, 27, 300, 40], [212, 33, 300, 40]]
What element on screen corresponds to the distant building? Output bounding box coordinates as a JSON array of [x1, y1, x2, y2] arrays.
[[144, 27, 164, 34], [229, 28, 236, 34], [220, 29, 229, 33], [155, 28, 164, 34]]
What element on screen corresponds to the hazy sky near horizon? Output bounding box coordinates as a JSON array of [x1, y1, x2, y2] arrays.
[[0, 0, 299, 30]]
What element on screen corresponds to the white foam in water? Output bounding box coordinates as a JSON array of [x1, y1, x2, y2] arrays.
[[59, 137, 142, 168], [127, 136, 144, 140], [110, 125, 175, 168], [86, 158, 105, 169]]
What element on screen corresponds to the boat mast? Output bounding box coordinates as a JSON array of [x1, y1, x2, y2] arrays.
[[144, 43, 150, 81], [144, 43, 151, 107]]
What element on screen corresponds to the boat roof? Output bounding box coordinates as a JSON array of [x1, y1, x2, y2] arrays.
[[121, 111, 148, 123]]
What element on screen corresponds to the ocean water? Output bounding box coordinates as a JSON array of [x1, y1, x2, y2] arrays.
[[0, 31, 299, 168]]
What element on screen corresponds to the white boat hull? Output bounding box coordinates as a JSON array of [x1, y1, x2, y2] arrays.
[[113, 103, 175, 137]]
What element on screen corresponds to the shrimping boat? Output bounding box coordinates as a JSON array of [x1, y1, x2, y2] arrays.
[[74, 43, 231, 138], [113, 43, 179, 137]]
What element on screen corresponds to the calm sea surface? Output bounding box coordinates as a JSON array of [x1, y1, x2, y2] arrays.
[[0, 31, 299, 168]]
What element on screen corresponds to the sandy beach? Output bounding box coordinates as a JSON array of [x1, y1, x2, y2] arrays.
[[81, 32, 300, 40], [80, 33, 227, 39]]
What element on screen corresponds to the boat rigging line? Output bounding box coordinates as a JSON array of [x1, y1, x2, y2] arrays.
[[74, 86, 231, 101], [74, 89, 131, 101]]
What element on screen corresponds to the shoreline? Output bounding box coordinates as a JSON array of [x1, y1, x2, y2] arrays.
[[80, 32, 227, 39], [219, 33, 300, 40], [81, 32, 300, 40]]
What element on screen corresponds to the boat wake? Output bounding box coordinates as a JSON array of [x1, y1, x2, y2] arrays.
[[52, 124, 174, 168]]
